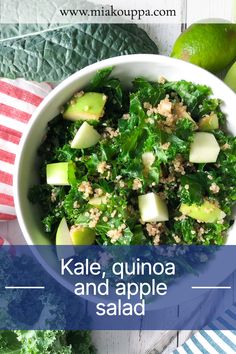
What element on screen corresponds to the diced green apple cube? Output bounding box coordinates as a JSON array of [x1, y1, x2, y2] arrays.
[[142, 152, 155, 169], [56, 217, 75, 259], [70, 226, 95, 245], [71, 122, 101, 149], [46, 161, 75, 186], [138, 192, 169, 222], [88, 196, 107, 207], [63, 92, 107, 121], [199, 113, 219, 131], [189, 132, 220, 163], [180, 200, 226, 223]]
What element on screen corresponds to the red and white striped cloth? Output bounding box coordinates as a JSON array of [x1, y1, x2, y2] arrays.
[[0, 79, 52, 220], [0, 235, 15, 255]]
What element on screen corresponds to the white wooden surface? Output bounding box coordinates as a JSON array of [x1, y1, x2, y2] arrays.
[[0, 1, 235, 352]]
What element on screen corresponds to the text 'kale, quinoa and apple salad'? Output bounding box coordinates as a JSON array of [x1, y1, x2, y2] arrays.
[[29, 67, 236, 247]]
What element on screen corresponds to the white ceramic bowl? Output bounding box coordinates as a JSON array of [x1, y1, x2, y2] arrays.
[[14, 54, 236, 246]]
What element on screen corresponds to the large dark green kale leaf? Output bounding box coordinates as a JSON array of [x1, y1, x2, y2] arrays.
[[0, 24, 158, 82]]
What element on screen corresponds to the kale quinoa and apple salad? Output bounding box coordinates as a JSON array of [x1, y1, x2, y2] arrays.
[[28, 67, 236, 247]]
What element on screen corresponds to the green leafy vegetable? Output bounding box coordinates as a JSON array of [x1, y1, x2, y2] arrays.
[[0, 24, 158, 82], [0, 330, 96, 354], [179, 174, 206, 205], [132, 78, 166, 106], [164, 80, 211, 119], [88, 67, 125, 113], [0, 331, 20, 353]]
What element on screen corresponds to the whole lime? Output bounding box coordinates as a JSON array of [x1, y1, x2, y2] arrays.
[[224, 61, 236, 92], [171, 24, 236, 72]]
